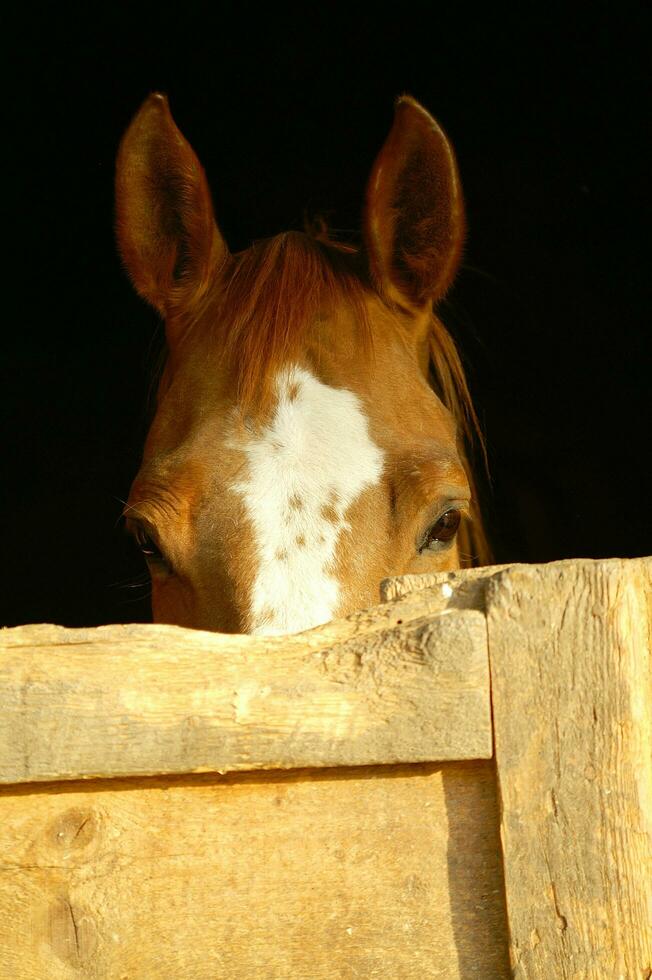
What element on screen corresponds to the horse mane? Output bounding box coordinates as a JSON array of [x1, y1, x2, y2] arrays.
[[175, 227, 491, 565], [427, 316, 492, 566]]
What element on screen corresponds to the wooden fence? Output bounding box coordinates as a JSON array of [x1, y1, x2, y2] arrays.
[[0, 558, 650, 978]]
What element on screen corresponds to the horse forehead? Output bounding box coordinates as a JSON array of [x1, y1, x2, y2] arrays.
[[229, 365, 385, 635], [232, 365, 384, 503]]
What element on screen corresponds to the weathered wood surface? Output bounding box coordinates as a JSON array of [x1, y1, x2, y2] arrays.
[[380, 562, 514, 602], [0, 587, 492, 785], [1, 557, 650, 977], [488, 558, 652, 978], [0, 762, 510, 980]]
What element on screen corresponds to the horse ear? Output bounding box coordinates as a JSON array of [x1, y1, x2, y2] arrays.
[[363, 95, 465, 308], [115, 93, 228, 317]]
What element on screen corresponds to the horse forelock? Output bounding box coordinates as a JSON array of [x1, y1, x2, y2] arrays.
[[210, 231, 373, 414]]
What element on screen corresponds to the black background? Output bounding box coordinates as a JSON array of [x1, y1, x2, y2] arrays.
[[3, 2, 649, 627]]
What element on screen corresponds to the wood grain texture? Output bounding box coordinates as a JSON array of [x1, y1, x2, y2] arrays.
[[0, 598, 491, 785], [487, 558, 652, 979], [380, 563, 513, 603], [0, 762, 510, 980]]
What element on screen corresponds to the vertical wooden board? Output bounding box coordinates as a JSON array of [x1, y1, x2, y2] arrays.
[[487, 558, 652, 979], [0, 762, 509, 979]]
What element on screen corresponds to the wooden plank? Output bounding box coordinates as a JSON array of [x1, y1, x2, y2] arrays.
[[487, 558, 652, 978], [0, 602, 491, 785], [0, 761, 510, 979]]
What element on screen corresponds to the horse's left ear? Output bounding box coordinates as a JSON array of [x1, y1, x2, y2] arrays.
[[363, 95, 465, 308]]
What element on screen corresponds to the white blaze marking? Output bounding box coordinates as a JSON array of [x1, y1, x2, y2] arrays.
[[232, 366, 384, 635]]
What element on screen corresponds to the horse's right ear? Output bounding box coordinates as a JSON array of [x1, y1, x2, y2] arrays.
[[115, 94, 228, 317]]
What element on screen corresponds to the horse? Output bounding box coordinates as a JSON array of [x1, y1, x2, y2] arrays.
[[115, 93, 489, 635]]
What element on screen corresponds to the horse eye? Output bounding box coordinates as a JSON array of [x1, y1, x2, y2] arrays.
[[421, 509, 462, 551], [134, 526, 168, 567]]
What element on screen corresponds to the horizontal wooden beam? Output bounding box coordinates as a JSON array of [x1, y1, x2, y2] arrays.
[[0, 588, 492, 784]]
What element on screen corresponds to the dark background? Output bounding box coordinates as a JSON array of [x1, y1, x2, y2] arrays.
[[2, 3, 649, 627]]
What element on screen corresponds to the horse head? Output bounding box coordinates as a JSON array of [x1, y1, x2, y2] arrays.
[[116, 94, 488, 634]]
